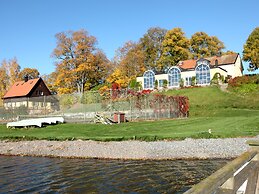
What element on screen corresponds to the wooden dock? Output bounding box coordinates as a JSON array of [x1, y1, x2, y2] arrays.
[[185, 140, 259, 194]]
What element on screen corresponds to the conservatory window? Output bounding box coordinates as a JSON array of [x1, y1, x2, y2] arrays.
[[143, 70, 155, 89], [196, 64, 210, 85], [168, 67, 181, 87]]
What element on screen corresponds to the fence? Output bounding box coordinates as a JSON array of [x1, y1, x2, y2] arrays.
[[0, 89, 189, 123]]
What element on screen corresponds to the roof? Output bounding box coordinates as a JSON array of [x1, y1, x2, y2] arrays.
[[3, 78, 41, 99], [178, 53, 239, 70]]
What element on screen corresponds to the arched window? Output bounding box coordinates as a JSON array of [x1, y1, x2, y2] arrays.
[[168, 67, 181, 87], [143, 70, 155, 89], [196, 63, 210, 85]]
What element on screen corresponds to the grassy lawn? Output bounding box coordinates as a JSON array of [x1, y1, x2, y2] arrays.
[[164, 86, 259, 117], [1, 86, 259, 141], [1, 109, 259, 141]]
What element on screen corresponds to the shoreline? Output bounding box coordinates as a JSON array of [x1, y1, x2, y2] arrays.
[[1, 137, 258, 160]]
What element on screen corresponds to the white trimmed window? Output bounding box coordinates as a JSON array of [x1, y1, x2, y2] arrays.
[[196, 64, 210, 85], [143, 70, 155, 89], [168, 67, 181, 87]]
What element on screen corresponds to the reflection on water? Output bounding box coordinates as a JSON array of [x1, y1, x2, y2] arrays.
[[0, 156, 229, 193]]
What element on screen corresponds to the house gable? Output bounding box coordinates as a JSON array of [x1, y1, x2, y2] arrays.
[[29, 79, 51, 97], [3, 78, 51, 99]]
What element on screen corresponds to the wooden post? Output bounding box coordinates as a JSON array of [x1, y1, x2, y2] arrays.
[[246, 155, 259, 194], [219, 177, 234, 194]]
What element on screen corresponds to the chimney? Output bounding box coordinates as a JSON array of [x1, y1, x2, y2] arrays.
[[215, 59, 218, 67], [24, 75, 29, 82]]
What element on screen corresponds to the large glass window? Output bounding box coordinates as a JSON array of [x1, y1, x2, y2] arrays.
[[143, 70, 155, 89], [196, 64, 210, 85], [168, 67, 181, 87]]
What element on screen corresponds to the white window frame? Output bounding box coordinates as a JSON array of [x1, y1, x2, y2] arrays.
[[168, 67, 181, 88], [143, 70, 155, 90]]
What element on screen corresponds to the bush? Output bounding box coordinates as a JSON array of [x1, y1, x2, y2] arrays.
[[228, 75, 259, 94], [191, 76, 196, 86], [129, 79, 141, 90], [163, 80, 168, 88], [81, 92, 102, 104], [59, 94, 78, 108], [211, 73, 224, 85]]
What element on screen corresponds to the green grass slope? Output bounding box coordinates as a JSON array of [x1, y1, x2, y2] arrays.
[[165, 86, 259, 117], [1, 86, 259, 141]]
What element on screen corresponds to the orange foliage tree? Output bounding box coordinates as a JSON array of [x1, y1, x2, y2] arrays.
[[107, 41, 145, 88], [18, 68, 40, 80], [52, 29, 110, 94], [0, 58, 21, 101], [0, 66, 9, 100], [1, 58, 21, 86]]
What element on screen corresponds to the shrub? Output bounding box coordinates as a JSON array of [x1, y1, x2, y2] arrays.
[[191, 76, 196, 86], [211, 73, 224, 85], [154, 80, 158, 89], [163, 80, 168, 88], [59, 94, 78, 108], [228, 75, 259, 94], [129, 79, 141, 90], [180, 78, 184, 88], [81, 92, 102, 104]]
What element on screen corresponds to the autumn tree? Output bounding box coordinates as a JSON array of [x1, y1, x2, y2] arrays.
[[1, 57, 21, 86], [140, 27, 167, 70], [42, 72, 59, 93], [18, 68, 40, 80], [0, 58, 21, 102], [89, 50, 111, 88], [159, 28, 190, 71], [0, 66, 9, 99], [190, 32, 225, 58], [243, 27, 259, 70], [52, 29, 109, 94], [107, 41, 145, 87], [223, 50, 236, 55]]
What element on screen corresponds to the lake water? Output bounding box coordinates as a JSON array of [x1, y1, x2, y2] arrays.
[[0, 156, 229, 193]]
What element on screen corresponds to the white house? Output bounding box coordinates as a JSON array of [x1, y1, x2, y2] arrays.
[[136, 53, 243, 89]]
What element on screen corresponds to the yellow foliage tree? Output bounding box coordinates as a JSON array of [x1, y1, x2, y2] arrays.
[[107, 68, 130, 88], [18, 68, 40, 80], [107, 41, 146, 88], [0, 66, 9, 100], [1, 58, 21, 86], [159, 28, 190, 71], [52, 29, 110, 94]]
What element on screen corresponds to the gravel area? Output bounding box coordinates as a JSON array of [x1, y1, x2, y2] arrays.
[[1, 137, 258, 160]]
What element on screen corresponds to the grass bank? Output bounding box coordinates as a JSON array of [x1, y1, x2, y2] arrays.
[[1, 109, 259, 141], [165, 86, 259, 117], [1, 86, 259, 141]]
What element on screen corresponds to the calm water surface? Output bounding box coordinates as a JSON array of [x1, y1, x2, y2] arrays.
[[0, 156, 229, 193]]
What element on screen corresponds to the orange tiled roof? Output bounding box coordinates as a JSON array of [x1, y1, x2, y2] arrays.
[[3, 78, 40, 99], [178, 59, 197, 69], [178, 53, 239, 70]]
